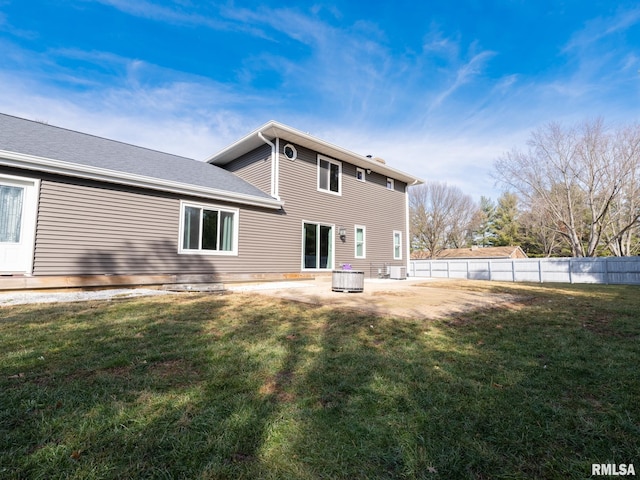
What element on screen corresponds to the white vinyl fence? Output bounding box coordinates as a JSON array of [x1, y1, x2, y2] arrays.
[[409, 257, 640, 285]]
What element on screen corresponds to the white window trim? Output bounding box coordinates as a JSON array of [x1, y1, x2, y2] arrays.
[[178, 200, 239, 256], [356, 167, 366, 182], [354, 225, 366, 259], [283, 143, 297, 160], [393, 230, 402, 260], [317, 155, 342, 196], [301, 220, 335, 271], [387, 178, 395, 190]]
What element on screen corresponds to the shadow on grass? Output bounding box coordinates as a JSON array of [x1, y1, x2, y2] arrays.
[[1, 286, 639, 479]]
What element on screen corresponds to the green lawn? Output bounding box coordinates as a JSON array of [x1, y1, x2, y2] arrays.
[[1, 282, 639, 479]]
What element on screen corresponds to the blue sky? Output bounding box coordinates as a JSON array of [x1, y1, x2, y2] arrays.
[[1, 1, 639, 200]]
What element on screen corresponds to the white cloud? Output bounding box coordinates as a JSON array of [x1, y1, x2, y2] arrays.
[[0, 49, 270, 159], [90, 0, 272, 38], [563, 6, 640, 53], [427, 50, 496, 113], [92, 0, 220, 28], [3, 2, 640, 204], [0, 46, 517, 203]]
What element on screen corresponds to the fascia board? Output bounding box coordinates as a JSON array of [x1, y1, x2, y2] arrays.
[[0, 150, 283, 210], [208, 121, 424, 185], [204, 122, 269, 165], [269, 123, 424, 185]]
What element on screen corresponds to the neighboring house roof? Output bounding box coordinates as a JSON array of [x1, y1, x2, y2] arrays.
[[411, 246, 528, 260], [207, 120, 424, 186], [0, 113, 282, 209]]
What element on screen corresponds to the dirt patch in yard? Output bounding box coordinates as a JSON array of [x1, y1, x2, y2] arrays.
[[238, 277, 521, 319]]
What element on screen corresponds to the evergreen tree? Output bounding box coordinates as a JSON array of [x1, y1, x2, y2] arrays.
[[474, 196, 496, 246], [493, 192, 520, 246]]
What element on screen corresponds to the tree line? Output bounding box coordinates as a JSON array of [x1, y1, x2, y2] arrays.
[[410, 118, 640, 258]]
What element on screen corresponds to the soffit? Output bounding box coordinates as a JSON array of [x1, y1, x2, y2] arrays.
[[207, 121, 424, 186]]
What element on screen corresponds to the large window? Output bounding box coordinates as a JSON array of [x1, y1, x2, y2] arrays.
[[180, 202, 238, 255], [355, 225, 366, 259], [303, 222, 333, 270], [318, 156, 341, 195], [393, 230, 402, 260]]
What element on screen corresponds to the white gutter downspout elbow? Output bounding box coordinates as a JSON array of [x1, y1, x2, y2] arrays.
[[258, 132, 280, 201]]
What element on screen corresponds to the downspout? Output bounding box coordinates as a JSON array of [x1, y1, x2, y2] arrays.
[[405, 186, 410, 275], [258, 132, 280, 200], [275, 137, 280, 198]]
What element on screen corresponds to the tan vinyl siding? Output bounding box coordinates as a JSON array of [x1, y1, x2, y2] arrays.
[[218, 141, 406, 275], [218, 143, 409, 276], [223, 143, 272, 194], [32, 178, 290, 276], [272, 143, 408, 276], [7, 136, 410, 279]]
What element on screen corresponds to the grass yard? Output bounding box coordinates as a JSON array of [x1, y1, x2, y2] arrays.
[[1, 281, 639, 479]]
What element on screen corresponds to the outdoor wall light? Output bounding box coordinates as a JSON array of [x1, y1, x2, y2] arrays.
[[338, 226, 347, 239], [366, 168, 372, 175]]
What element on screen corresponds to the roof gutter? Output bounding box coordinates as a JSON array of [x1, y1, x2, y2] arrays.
[[0, 150, 284, 210], [209, 120, 425, 186]]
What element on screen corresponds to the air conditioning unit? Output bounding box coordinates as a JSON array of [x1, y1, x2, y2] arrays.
[[389, 266, 407, 280]]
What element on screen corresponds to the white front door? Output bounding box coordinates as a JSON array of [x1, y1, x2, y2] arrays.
[[0, 175, 39, 274]]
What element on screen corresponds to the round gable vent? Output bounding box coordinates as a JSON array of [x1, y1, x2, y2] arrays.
[[283, 144, 297, 160]]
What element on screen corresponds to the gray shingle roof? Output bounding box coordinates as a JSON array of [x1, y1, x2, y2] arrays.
[[0, 113, 276, 203]]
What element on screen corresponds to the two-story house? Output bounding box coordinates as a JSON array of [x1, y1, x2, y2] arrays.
[[0, 114, 423, 290]]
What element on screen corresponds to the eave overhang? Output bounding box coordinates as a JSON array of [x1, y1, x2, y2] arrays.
[[207, 121, 424, 186], [0, 150, 284, 210]]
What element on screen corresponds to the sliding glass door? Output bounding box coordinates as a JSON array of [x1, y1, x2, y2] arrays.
[[303, 222, 333, 270]]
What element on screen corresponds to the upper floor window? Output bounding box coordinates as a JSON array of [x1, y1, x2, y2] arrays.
[[179, 201, 238, 255], [318, 155, 341, 195], [356, 167, 365, 182], [386, 178, 395, 190]]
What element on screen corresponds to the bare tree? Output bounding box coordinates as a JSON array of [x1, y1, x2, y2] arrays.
[[494, 119, 640, 257], [519, 194, 563, 256], [448, 194, 479, 248], [409, 181, 479, 257], [601, 124, 640, 255]]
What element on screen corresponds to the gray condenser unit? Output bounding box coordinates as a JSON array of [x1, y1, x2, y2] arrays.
[[389, 266, 407, 280]]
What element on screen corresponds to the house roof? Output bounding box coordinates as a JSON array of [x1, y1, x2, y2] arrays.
[[207, 120, 424, 186], [411, 246, 528, 260], [0, 113, 282, 209]]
